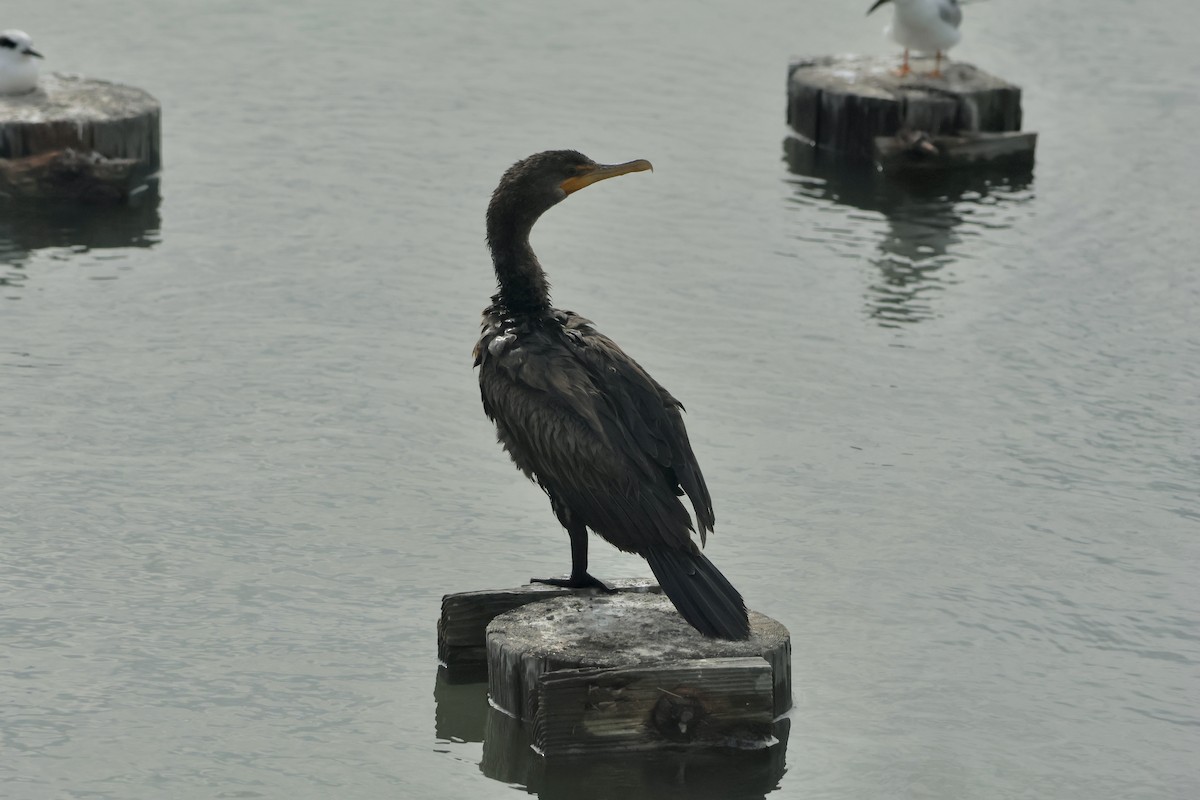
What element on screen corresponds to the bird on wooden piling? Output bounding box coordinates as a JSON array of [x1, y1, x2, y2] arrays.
[[0, 30, 42, 95], [474, 150, 751, 641], [867, 0, 962, 78]]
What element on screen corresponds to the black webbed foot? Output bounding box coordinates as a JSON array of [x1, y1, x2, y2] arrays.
[[531, 572, 617, 593]]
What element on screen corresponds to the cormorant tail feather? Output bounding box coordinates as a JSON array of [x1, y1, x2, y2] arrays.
[[645, 548, 750, 640]]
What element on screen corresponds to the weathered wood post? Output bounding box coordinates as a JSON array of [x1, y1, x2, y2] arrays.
[[484, 590, 791, 755], [788, 55, 1035, 170], [438, 579, 660, 673], [439, 582, 793, 756], [0, 73, 160, 201]]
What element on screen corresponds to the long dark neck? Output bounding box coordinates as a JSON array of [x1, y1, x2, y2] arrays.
[[486, 202, 551, 315]]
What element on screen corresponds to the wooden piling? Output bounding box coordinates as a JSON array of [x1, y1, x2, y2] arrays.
[[0, 73, 160, 201], [438, 579, 660, 672], [484, 591, 791, 755], [788, 55, 1032, 167], [535, 657, 775, 753]]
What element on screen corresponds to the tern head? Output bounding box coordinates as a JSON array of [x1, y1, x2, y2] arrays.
[[0, 30, 42, 60]]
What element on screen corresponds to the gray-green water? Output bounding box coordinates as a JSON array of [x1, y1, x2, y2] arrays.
[[3, 1, 1197, 798]]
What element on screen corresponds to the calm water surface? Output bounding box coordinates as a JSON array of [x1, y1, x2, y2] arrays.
[[3, 1, 1197, 798]]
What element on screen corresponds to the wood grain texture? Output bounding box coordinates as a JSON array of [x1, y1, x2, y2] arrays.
[[0, 73, 160, 199], [438, 579, 660, 669], [535, 657, 774, 755], [788, 56, 1024, 161], [874, 130, 1038, 171], [485, 591, 792, 753]]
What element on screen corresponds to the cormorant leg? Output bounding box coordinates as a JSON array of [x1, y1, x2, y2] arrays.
[[531, 522, 616, 592]]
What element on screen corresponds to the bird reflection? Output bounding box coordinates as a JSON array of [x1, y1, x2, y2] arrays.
[[0, 183, 161, 293], [783, 137, 1032, 327]]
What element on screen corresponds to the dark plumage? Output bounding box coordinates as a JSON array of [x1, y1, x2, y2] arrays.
[[473, 150, 750, 640]]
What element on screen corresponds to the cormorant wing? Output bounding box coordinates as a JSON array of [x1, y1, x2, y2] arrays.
[[477, 312, 715, 552], [565, 318, 713, 532]]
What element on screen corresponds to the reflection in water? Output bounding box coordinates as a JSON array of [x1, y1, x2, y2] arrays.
[[783, 137, 1033, 327], [434, 667, 789, 799], [0, 184, 161, 293], [433, 666, 490, 744]]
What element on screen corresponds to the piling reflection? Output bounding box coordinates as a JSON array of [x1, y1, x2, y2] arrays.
[[433, 666, 489, 743], [434, 666, 789, 799], [783, 137, 1033, 327], [0, 184, 161, 293]]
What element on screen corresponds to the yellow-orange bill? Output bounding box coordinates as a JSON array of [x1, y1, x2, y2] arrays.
[[560, 159, 653, 195]]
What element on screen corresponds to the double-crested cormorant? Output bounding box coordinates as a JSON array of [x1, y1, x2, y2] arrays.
[[473, 150, 751, 640]]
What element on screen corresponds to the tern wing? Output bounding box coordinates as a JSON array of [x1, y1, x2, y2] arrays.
[[939, 0, 963, 29]]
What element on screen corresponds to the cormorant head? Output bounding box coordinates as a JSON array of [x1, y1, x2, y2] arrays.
[[487, 150, 652, 238]]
